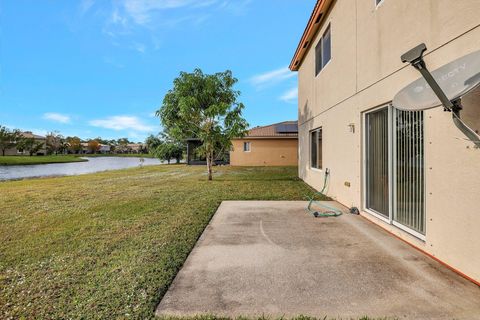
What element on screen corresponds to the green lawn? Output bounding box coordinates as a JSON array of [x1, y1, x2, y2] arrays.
[[0, 155, 88, 165], [0, 165, 325, 319]]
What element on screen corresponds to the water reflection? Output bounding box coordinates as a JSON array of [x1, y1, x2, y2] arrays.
[[0, 157, 165, 181]]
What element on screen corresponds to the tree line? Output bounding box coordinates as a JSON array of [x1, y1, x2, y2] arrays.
[[0, 126, 145, 156]]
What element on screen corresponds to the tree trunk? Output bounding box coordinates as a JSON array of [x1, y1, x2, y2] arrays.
[[2, 149, 4, 156], [207, 152, 213, 181]]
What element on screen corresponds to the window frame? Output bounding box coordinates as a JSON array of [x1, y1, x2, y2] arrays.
[[243, 141, 251, 152], [315, 24, 331, 77], [375, 0, 385, 8], [310, 127, 323, 170], [362, 104, 426, 241]]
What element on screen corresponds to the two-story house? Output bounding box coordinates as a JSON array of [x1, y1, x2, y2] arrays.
[[290, 0, 480, 284]]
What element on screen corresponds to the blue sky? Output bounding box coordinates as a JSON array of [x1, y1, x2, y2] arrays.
[[0, 0, 313, 142]]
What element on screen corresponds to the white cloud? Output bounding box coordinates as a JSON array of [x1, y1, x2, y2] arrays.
[[98, 0, 251, 54], [280, 87, 298, 103], [111, 8, 128, 27], [43, 113, 71, 124], [79, 0, 95, 14], [219, 0, 252, 15], [250, 67, 296, 89], [123, 0, 218, 25], [132, 42, 146, 53], [89, 115, 155, 132]]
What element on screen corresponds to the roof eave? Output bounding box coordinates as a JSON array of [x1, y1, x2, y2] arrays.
[[289, 0, 334, 71]]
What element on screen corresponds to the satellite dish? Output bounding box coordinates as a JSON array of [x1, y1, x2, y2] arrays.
[[393, 50, 480, 111]]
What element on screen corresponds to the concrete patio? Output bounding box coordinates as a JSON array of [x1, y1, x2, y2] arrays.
[[156, 201, 480, 319]]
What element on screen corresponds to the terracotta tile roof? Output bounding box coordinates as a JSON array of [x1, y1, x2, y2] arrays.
[[243, 121, 298, 138]]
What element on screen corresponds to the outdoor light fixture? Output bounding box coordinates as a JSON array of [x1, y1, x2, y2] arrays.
[[394, 43, 480, 148]]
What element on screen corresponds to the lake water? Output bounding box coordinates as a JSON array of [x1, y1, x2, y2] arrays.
[[0, 157, 165, 181]]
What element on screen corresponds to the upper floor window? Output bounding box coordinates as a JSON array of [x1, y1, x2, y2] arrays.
[[243, 141, 251, 152], [315, 24, 331, 76]]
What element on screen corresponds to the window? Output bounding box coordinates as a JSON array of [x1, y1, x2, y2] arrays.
[[243, 142, 251, 152], [310, 128, 322, 169], [315, 24, 331, 76]]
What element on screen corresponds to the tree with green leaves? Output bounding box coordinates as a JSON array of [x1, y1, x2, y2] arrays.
[[46, 131, 63, 155], [66, 136, 82, 154], [145, 134, 163, 154], [116, 138, 130, 153], [0, 126, 20, 156], [87, 140, 101, 154], [153, 138, 183, 164], [17, 137, 44, 156], [58, 137, 69, 154], [157, 69, 248, 180]]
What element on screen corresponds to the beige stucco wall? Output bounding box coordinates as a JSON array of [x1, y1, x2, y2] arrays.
[[297, 0, 480, 282], [3, 141, 47, 156], [230, 138, 298, 166]]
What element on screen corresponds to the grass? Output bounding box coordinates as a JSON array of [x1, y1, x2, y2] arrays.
[[0, 165, 327, 319], [0, 155, 88, 166]]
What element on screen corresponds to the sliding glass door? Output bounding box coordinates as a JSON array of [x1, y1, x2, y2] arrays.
[[365, 106, 425, 237], [394, 110, 425, 235], [365, 108, 390, 217]]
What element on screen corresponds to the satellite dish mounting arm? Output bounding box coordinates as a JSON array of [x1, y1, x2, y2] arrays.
[[401, 43, 456, 112], [401, 43, 480, 148]]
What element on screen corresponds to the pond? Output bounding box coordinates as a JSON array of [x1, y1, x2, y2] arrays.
[[0, 157, 165, 181]]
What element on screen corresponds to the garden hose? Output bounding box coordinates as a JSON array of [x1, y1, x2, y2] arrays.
[[305, 168, 342, 218]]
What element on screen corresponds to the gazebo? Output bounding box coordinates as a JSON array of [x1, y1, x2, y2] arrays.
[[185, 138, 229, 165]]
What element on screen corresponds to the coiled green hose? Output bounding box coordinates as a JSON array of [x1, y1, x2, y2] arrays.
[[305, 168, 342, 217]]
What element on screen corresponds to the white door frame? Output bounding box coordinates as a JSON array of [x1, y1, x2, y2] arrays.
[[362, 104, 426, 241]]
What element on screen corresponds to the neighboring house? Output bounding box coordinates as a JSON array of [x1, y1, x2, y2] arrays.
[[98, 144, 111, 154], [127, 143, 146, 154], [4, 131, 47, 156], [80, 143, 89, 154], [230, 121, 298, 166], [291, 0, 480, 284], [80, 143, 111, 154]]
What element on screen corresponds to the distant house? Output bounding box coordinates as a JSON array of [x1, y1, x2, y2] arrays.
[[80, 143, 111, 154], [80, 143, 89, 154], [98, 144, 111, 154], [230, 121, 298, 166], [126, 143, 146, 154], [4, 131, 47, 156]]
